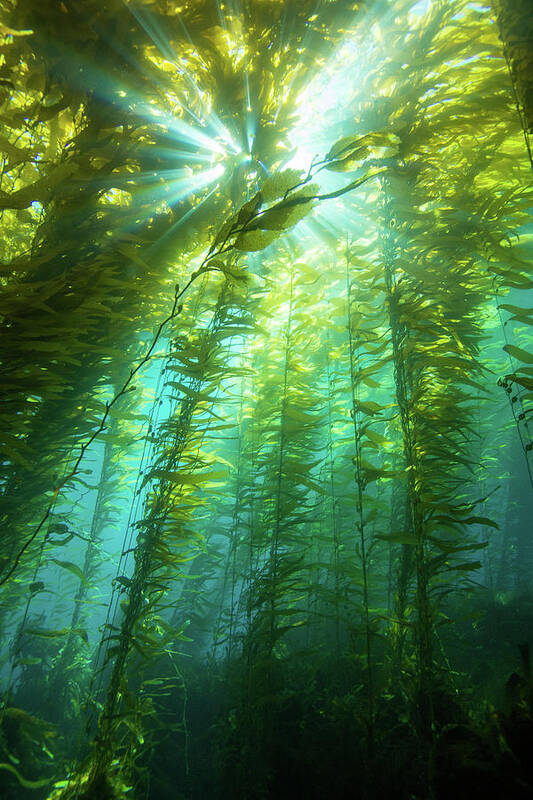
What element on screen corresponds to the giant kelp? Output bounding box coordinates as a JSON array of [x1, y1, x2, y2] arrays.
[[0, 0, 532, 799]]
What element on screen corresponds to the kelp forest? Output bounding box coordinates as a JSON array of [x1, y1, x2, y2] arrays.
[[0, 0, 532, 797]]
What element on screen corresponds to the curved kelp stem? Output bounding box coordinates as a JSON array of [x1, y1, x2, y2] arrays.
[[58, 278, 249, 793], [345, 252, 375, 749]]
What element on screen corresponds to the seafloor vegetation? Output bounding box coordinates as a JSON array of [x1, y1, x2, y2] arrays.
[[0, 0, 532, 797]]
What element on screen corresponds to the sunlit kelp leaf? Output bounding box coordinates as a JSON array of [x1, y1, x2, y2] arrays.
[[234, 229, 279, 251], [325, 131, 400, 171], [165, 381, 218, 404], [237, 192, 263, 225], [260, 169, 303, 202], [353, 399, 388, 416], [245, 185, 318, 235], [361, 428, 392, 447], [283, 407, 322, 425], [141, 468, 229, 490], [210, 215, 240, 254], [0, 23, 33, 36]]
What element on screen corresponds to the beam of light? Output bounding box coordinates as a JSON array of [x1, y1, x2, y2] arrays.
[[134, 99, 229, 154], [172, 182, 222, 231], [409, 0, 431, 19], [136, 145, 221, 165], [124, 0, 178, 64], [123, 0, 242, 155], [284, 0, 423, 180], [130, 164, 226, 209], [139, 178, 229, 260], [241, 56, 255, 157], [288, 1, 406, 130], [245, 109, 256, 156], [271, 0, 323, 125], [214, 0, 227, 31], [244, 71, 252, 115], [43, 35, 237, 165]]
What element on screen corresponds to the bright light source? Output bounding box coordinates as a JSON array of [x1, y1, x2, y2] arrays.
[[409, 0, 431, 18]]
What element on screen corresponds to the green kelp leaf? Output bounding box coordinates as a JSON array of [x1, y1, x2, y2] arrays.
[[262, 195, 316, 231], [141, 678, 176, 687], [0, 763, 50, 790], [0, 22, 34, 36], [507, 315, 533, 327], [51, 559, 90, 586], [284, 407, 321, 425], [260, 169, 303, 202], [326, 132, 400, 171], [165, 381, 217, 404], [430, 539, 488, 554], [245, 185, 318, 235], [204, 259, 249, 283], [450, 561, 483, 572], [153, 616, 194, 641], [360, 459, 391, 484], [319, 168, 386, 199], [48, 532, 76, 546], [204, 257, 227, 271], [237, 192, 262, 225], [251, 204, 295, 231], [48, 522, 69, 535], [360, 375, 381, 389], [327, 134, 367, 160], [142, 468, 228, 488], [26, 627, 89, 645], [294, 262, 322, 284], [354, 399, 387, 416], [130, 636, 150, 659], [363, 428, 392, 447], [209, 214, 239, 253], [463, 516, 499, 529], [498, 304, 533, 317], [506, 373, 533, 391], [234, 229, 279, 251], [121, 716, 145, 744], [114, 575, 133, 589], [489, 265, 533, 289], [375, 614, 414, 628], [503, 344, 533, 364]]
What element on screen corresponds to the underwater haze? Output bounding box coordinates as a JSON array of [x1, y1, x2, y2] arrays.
[[0, 0, 533, 798]]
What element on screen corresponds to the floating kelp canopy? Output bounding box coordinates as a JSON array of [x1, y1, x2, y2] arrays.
[[0, 0, 532, 798]]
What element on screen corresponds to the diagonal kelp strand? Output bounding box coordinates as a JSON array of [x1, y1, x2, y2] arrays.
[[0, 146, 388, 589]]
